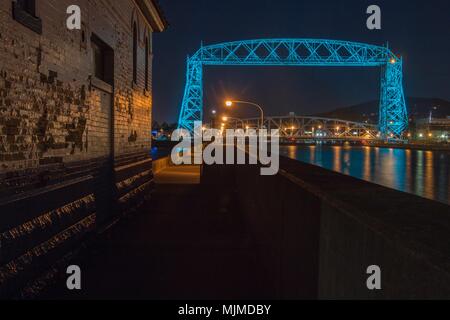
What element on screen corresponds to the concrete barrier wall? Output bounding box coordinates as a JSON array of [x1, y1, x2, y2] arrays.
[[202, 156, 450, 299], [278, 157, 450, 299], [152, 156, 171, 174], [317, 198, 450, 299]]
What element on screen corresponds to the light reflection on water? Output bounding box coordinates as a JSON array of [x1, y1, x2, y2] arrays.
[[280, 145, 450, 205]]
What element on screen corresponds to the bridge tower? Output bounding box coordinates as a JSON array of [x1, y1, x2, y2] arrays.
[[379, 58, 409, 138]]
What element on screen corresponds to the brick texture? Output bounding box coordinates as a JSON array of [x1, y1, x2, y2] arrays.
[[0, 0, 163, 298], [0, 0, 154, 172]]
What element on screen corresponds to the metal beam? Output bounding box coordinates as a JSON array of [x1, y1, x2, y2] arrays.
[[226, 115, 379, 141], [178, 39, 408, 139]]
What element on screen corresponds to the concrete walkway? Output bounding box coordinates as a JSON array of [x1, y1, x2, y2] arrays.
[[154, 165, 201, 185], [42, 165, 277, 300]]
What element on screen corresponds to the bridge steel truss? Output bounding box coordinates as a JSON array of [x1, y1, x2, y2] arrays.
[[178, 39, 409, 139], [225, 115, 379, 141]]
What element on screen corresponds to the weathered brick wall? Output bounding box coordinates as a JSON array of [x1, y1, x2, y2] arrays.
[[0, 0, 153, 174], [0, 0, 160, 298]]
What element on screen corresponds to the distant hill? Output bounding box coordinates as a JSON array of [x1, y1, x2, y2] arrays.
[[312, 98, 450, 123]]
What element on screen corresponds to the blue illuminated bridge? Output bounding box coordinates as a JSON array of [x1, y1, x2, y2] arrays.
[[177, 38, 409, 139]]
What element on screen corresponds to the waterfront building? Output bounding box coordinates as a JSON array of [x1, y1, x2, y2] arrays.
[[414, 117, 450, 142], [0, 0, 167, 297]]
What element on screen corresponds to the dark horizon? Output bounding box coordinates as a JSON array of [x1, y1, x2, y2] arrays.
[[152, 0, 450, 123]]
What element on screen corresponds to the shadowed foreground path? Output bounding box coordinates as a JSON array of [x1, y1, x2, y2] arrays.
[[43, 165, 278, 300]]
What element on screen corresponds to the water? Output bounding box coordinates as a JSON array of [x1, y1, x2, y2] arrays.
[[151, 146, 170, 160], [280, 145, 450, 205]]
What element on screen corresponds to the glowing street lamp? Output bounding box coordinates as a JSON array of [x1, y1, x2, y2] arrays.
[[222, 115, 245, 129], [225, 100, 264, 129]]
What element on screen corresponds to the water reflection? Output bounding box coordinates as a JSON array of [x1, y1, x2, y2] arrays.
[[415, 151, 424, 197], [333, 146, 341, 172], [425, 151, 435, 201], [280, 145, 450, 205], [363, 147, 371, 181]]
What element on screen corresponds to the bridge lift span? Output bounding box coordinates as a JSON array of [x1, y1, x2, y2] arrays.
[[177, 39, 409, 139], [227, 115, 379, 141]]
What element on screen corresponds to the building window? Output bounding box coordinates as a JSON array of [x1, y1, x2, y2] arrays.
[[22, 0, 36, 15], [144, 37, 149, 91], [133, 22, 138, 84], [91, 34, 114, 86], [12, 0, 42, 34]]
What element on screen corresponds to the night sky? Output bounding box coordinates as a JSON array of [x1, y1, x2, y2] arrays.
[[152, 0, 450, 123]]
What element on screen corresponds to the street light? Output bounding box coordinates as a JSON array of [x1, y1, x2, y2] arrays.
[[210, 109, 218, 129], [225, 100, 264, 129], [222, 115, 245, 129]]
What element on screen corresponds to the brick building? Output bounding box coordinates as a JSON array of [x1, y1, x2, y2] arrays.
[[0, 0, 167, 297]]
